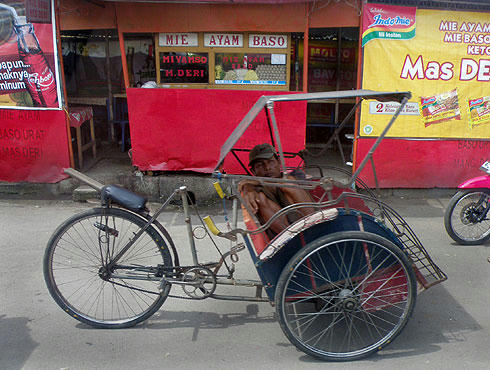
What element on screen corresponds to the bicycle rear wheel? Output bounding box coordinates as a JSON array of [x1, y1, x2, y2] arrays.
[[275, 231, 417, 361], [44, 207, 173, 328]]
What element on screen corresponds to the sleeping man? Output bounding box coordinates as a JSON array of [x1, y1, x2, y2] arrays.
[[238, 143, 315, 238]]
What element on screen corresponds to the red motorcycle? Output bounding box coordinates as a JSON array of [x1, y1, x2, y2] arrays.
[[444, 161, 490, 245]]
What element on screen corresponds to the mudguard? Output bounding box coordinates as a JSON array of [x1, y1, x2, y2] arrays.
[[458, 175, 490, 189]]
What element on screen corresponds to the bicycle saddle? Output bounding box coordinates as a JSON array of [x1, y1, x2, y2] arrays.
[[100, 185, 147, 212]]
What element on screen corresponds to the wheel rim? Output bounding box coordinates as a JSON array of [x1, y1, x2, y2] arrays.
[[280, 237, 414, 359], [450, 191, 490, 242], [48, 212, 166, 325]]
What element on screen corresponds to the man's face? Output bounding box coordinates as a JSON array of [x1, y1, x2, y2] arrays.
[[251, 156, 281, 178]]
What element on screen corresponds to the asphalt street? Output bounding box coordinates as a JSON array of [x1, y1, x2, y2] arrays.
[[0, 194, 489, 370]]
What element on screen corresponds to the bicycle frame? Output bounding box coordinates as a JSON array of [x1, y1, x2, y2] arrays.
[[100, 185, 271, 302]]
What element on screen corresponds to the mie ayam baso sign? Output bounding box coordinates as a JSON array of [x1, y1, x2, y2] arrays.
[[361, 4, 489, 139]]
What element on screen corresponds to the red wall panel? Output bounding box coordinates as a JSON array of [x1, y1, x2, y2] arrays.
[[355, 138, 490, 188], [127, 88, 306, 173], [0, 109, 70, 183]]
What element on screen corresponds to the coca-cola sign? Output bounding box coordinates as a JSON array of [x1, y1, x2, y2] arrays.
[[0, 0, 60, 108]]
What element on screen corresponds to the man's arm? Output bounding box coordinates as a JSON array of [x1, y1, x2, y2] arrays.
[[239, 180, 290, 234]]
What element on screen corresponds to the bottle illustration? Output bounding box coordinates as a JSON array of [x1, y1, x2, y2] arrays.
[[1, 3, 58, 107]]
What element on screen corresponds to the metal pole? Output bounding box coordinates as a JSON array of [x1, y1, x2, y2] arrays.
[[348, 96, 409, 188], [266, 102, 286, 172], [180, 186, 199, 265]]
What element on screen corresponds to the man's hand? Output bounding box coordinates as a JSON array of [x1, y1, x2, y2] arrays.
[[238, 180, 261, 214]]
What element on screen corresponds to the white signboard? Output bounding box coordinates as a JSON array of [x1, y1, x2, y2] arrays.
[[369, 101, 420, 115], [159, 33, 198, 47], [249, 34, 288, 48], [271, 54, 286, 65], [204, 33, 243, 47]]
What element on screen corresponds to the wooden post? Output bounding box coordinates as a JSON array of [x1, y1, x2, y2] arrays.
[[55, 0, 74, 168], [117, 25, 130, 89], [105, 30, 114, 141]]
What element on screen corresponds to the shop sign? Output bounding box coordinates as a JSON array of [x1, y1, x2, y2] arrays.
[[0, 0, 61, 109], [249, 34, 288, 48], [214, 53, 286, 86], [362, 3, 416, 46], [159, 33, 198, 47], [309, 45, 356, 63], [159, 52, 208, 83], [361, 5, 490, 139], [369, 101, 420, 115], [204, 33, 243, 47]]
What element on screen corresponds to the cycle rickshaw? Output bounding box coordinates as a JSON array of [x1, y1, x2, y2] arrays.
[[43, 90, 447, 361]]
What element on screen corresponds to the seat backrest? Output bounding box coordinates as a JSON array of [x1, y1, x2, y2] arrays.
[[241, 205, 270, 255], [310, 185, 372, 214]]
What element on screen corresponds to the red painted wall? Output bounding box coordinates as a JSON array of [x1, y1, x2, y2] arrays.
[[127, 88, 306, 173], [0, 109, 70, 183], [355, 138, 490, 188]]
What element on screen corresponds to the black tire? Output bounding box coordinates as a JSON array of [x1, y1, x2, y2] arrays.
[[444, 189, 490, 245], [43, 207, 173, 328], [275, 231, 417, 361]]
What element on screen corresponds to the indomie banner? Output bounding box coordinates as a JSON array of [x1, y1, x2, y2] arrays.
[[361, 3, 489, 139], [0, 0, 61, 109]]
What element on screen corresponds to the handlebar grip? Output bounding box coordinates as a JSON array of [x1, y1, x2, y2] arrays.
[[213, 182, 225, 199], [203, 216, 221, 236]]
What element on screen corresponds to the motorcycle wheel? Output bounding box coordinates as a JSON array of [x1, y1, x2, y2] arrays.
[[444, 189, 490, 245]]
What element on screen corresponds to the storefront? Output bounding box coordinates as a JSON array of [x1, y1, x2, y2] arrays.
[[67, 0, 360, 174], [1, 0, 489, 187]]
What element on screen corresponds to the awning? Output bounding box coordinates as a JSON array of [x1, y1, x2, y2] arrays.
[[215, 90, 412, 171], [101, 0, 314, 3]]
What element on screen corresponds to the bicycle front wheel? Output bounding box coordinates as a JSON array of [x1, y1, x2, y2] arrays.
[[44, 207, 173, 328]]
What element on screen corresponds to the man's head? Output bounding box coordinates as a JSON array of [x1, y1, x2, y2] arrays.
[[248, 143, 281, 178]]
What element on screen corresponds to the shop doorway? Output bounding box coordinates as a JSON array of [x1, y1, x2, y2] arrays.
[[60, 30, 156, 169], [291, 28, 359, 167]]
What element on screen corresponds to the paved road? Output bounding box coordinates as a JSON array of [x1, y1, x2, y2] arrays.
[[1, 195, 489, 369]]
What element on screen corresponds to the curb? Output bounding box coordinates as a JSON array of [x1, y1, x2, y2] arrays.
[[1, 173, 457, 203]]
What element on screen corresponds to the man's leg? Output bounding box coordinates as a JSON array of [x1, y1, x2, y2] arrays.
[[256, 191, 290, 235], [281, 187, 315, 217]]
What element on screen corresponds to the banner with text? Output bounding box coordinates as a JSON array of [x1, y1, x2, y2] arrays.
[[0, 0, 61, 109], [0, 108, 69, 182], [361, 4, 489, 139]]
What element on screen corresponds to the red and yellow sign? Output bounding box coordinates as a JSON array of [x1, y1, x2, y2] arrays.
[[361, 4, 489, 139], [362, 3, 416, 46]]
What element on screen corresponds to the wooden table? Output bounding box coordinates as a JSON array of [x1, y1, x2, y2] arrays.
[[68, 96, 107, 106]]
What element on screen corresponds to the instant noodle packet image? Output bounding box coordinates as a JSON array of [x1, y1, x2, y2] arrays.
[[420, 89, 461, 127], [468, 96, 490, 129]]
